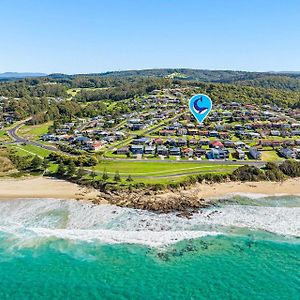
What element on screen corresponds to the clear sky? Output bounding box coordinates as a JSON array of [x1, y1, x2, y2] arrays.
[[1, 0, 300, 74]]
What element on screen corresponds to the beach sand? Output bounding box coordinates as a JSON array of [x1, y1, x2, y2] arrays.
[[0, 177, 105, 201], [193, 178, 300, 199], [0, 176, 299, 203]]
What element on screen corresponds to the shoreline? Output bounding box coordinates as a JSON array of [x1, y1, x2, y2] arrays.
[[0, 177, 106, 202], [0, 176, 299, 207]]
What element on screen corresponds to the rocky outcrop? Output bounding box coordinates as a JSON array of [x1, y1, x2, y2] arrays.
[[92, 188, 211, 214]]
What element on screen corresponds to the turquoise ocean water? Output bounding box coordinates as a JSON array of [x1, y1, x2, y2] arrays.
[[0, 196, 299, 300]]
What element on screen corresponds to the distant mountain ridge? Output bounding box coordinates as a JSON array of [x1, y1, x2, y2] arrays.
[[0, 72, 47, 79], [49, 68, 300, 84], [2, 69, 300, 91]]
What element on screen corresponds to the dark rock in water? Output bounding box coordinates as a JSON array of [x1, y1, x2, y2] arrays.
[[97, 188, 212, 213], [157, 252, 169, 261]]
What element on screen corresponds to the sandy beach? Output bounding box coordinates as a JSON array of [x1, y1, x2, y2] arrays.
[[0, 176, 299, 203], [193, 178, 300, 199], [0, 177, 104, 201]]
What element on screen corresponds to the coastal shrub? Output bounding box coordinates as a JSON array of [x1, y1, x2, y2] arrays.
[[167, 182, 180, 189], [126, 175, 133, 182], [133, 183, 145, 189], [203, 173, 213, 182], [279, 160, 300, 177], [48, 153, 98, 167], [264, 162, 285, 181], [9, 154, 32, 170], [186, 176, 197, 185], [151, 183, 165, 191], [56, 162, 66, 176], [102, 169, 109, 180], [211, 174, 224, 183], [30, 155, 43, 170], [114, 171, 121, 182], [195, 174, 204, 183], [57, 144, 84, 155], [232, 165, 266, 181]]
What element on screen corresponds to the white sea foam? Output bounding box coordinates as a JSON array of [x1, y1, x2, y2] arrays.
[[0, 197, 299, 246], [213, 192, 300, 200]]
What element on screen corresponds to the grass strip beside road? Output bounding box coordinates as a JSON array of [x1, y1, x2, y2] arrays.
[[91, 160, 238, 177], [10, 144, 52, 158]]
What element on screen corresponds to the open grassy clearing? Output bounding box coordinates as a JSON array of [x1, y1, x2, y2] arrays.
[[67, 88, 81, 97], [91, 160, 239, 176], [18, 122, 52, 141], [0, 130, 11, 142], [9, 144, 52, 158], [261, 150, 284, 162]]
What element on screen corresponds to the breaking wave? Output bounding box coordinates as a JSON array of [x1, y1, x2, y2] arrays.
[[0, 195, 299, 247]]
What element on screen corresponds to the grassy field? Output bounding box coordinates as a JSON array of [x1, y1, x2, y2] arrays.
[[18, 122, 52, 141], [91, 160, 239, 177], [261, 150, 284, 162], [67, 88, 81, 97], [9, 144, 52, 158], [0, 130, 11, 142]]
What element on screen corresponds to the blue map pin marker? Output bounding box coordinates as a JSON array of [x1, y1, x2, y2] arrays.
[[189, 94, 212, 124]]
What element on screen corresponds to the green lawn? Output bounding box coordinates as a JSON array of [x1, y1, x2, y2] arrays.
[[91, 160, 239, 176], [0, 130, 11, 142], [10, 144, 52, 158], [18, 122, 52, 141], [261, 150, 284, 162]]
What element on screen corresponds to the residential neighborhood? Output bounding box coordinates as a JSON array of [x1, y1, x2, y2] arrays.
[[5, 88, 296, 162]]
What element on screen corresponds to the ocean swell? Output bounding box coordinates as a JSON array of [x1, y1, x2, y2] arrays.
[[0, 196, 299, 247]]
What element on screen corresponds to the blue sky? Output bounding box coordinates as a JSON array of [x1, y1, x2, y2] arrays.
[[1, 0, 300, 73]]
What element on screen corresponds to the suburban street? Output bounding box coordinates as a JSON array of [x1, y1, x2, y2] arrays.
[[6, 118, 266, 172], [7, 119, 59, 152]]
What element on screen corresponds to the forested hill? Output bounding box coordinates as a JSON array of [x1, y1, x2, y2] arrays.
[[86, 69, 265, 82], [236, 75, 300, 92], [49, 69, 300, 91], [3, 69, 300, 91]]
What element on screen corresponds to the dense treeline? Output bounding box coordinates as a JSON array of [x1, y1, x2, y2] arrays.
[[236, 75, 300, 92], [74, 77, 171, 102], [2, 95, 81, 123], [0, 80, 67, 98], [177, 81, 300, 107], [67, 69, 295, 83], [1, 72, 300, 125]]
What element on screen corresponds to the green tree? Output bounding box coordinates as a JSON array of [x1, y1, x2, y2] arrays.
[[90, 169, 97, 180], [102, 168, 109, 180], [31, 155, 43, 170], [76, 167, 85, 179], [126, 175, 133, 182], [42, 158, 50, 169], [56, 162, 66, 176], [114, 171, 121, 182], [67, 160, 77, 177]]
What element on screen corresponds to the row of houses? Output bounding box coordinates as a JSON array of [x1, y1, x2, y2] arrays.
[[116, 144, 263, 160], [279, 147, 300, 159]]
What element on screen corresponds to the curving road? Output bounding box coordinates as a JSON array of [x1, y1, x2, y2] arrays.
[[6, 118, 266, 180], [7, 118, 59, 152]]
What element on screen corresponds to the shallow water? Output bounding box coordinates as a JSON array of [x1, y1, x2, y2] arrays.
[[0, 195, 299, 299]]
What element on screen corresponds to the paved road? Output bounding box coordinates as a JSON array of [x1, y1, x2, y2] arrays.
[[7, 119, 59, 152], [6, 118, 266, 179], [107, 114, 182, 151]]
